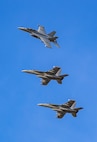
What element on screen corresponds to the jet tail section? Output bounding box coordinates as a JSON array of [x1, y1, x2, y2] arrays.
[[74, 107, 83, 112], [56, 68, 61, 76], [70, 102, 76, 109], [53, 40, 60, 48], [72, 112, 77, 117], [56, 74, 69, 84], [57, 80, 62, 84], [48, 31, 56, 37], [72, 107, 83, 117], [58, 74, 69, 80]]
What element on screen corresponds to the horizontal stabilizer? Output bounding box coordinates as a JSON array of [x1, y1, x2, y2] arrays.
[[57, 80, 62, 84], [57, 112, 65, 118], [72, 107, 83, 117], [72, 112, 77, 117], [60, 74, 69, 78], [53, 40, 60, 48], [75, 107, 83, 111]]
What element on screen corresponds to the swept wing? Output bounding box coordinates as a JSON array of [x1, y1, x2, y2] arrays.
[[38, 25, 46, 34], [40, 37, 51, 48], [62, 100, 76, 108], [57, 112, 66, 118], [41, 78, 50, 85], [46, 66, 61, 75], [53, 40, 60, 48]]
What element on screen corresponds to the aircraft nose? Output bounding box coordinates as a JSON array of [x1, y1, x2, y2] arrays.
[[37, 103, 43, 106], [22, 70, 28, 73], [22, 70, 34, 74], [37, 103, 49, 107], [18, 27, 25, 30], [18, 27, 29, 32], [22, 70, 32, 74]]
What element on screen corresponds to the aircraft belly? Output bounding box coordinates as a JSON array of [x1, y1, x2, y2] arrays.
[[46, 75, 58, 80], [66, 110, 76, 113], [49, 37, 56, 41], [60, 107, 75, 113], [37, 75, 47, 79], [31, 32, 40, 39], [33, 31, 48, 38]]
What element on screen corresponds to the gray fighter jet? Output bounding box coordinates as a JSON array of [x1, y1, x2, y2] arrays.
[[38, 100, 83, 118], [22, 66, 69, 85], [18, 25, 60, 48]]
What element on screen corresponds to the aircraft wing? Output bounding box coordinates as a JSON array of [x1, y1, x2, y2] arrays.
[[62, 100, 76, 108], [38, 25, 46, 34], [41, 78, 50, 85], [46, 66, 61, 75], [53, 40, 60, 48], [40, 37, 52, 48], [57, 112, 66, 118]]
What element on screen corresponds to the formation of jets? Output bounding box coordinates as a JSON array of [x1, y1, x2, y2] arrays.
[[18, 25, 83, 119], [18, 25, 60, 48], [22, 66, 69, 85]]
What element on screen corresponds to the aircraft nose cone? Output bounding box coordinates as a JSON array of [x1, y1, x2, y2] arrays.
[[18, 27, 29, 32], [22, 70, 28, 73], [37, 103, 48, 107], [18, 27, 25, 30], [22, 70, 34, 74], [37, 103, 46, 107], [37, 103, 42, 106]]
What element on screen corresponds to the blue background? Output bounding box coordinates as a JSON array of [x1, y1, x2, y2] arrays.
[[0, 0, 97, 142]]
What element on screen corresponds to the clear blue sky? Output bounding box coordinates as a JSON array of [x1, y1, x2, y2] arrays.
[[0, 0, 97, 142]]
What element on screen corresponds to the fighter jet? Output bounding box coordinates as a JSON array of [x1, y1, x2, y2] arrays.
[[22, 66, 69, 85], [38, 100, 83, 118], [18, 25, 60, 48]]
